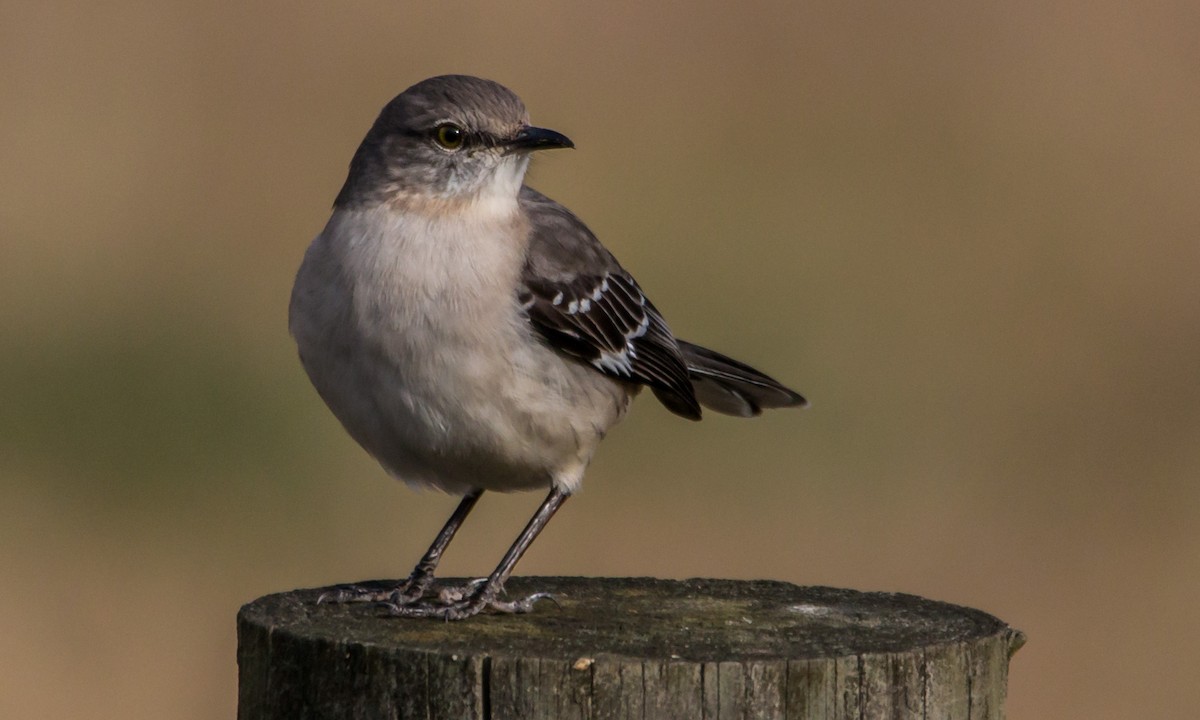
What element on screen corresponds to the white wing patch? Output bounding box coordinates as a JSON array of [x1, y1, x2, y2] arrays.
[[594, 347, 634, 376]]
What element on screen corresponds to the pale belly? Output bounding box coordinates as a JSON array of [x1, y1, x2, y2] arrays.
[[301, 309, 631, 494]]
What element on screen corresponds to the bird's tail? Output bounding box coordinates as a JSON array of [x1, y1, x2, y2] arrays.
[[677, 340, 808, 418]]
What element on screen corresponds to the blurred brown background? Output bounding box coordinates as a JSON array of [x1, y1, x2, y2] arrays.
[[3, 1, 1198, 718]]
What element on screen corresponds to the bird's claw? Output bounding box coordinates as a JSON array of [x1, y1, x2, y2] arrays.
[[379, 588, 557, 620], [316, 578, 425, 606]]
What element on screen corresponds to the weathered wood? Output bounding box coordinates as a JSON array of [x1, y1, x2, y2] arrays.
[[238, 577, 1024, 720]]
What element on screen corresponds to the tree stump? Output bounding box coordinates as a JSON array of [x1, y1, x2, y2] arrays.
[[238, 577, 1024, 720]]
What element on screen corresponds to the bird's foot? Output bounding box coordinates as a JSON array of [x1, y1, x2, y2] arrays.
[[316, 576, 429, 606], [432, 577, 488, 605], [379, 581, 557, 620]]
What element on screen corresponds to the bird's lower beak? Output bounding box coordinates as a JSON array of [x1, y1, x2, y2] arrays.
[[507, 126, 574, 153]]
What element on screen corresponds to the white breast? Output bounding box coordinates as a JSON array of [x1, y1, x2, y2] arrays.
[[289, 200, 630, 495]]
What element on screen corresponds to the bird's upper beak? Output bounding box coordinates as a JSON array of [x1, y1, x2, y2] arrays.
[[507, 125, 574, 153]]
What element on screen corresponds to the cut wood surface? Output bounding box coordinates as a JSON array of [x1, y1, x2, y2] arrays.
[[238, 577, 1024, 719]]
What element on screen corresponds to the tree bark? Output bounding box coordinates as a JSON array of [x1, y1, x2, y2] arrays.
[[238, 577, 1024, 719]]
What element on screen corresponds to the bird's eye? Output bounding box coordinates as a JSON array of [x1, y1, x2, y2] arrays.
[[433, 124, 465, 150]]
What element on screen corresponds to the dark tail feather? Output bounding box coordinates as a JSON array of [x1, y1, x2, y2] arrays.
[[677, 340, 808, 418]]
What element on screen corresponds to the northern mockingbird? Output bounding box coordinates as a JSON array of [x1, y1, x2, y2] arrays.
[[289, 75, 806, 620]]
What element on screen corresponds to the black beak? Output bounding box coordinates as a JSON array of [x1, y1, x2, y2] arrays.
[[507, 126, 574, 153]]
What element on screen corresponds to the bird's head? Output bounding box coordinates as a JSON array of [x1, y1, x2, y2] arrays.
[[335, 75, 573, 209]]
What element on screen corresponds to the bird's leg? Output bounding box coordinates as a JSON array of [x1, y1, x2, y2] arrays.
[[318, 489, 483, 605], [394, 489, 485, 601], [382, 486, 568, 620]]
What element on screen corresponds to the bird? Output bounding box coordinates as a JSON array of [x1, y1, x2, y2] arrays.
[[288, 75, 806, 620]]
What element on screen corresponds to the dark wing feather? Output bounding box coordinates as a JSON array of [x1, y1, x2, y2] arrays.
[[677, 340, 808, 417], [518, 187, 701, 420]]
